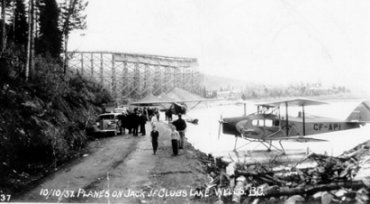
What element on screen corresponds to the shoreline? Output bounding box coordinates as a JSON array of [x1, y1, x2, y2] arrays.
[[12, 110, 370, 203]]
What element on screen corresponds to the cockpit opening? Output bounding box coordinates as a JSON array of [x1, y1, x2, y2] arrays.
[[252, 119, 279, 127]]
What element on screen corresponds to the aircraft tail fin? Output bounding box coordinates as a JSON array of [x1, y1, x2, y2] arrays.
[[346, 100, 370, 122]]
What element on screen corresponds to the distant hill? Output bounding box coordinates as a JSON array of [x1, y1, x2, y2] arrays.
[[199, 73, 354, 99], [200, 73, 248, 91]]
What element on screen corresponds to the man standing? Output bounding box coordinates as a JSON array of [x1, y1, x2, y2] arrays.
[[127, 109, 134, 134], [155, 108, 160, 121], [140, 111, 147, 136], [118, 112, 127, 135], [166, 109, 173, 121], [172, 114, 187, 149], [133, 110, 140, 136]]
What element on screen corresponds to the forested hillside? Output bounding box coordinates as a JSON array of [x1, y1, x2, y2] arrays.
[[0, 0, 112, 195]]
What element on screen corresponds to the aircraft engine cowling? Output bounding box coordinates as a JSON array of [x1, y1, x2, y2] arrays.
[[235, 120, 248, 134], [242, 128, 265, 139], [236, 120, 265, 139]]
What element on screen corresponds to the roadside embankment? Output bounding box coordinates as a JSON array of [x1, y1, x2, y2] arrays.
[[14, 121, 217, 203], [0, 68, 112, 195]]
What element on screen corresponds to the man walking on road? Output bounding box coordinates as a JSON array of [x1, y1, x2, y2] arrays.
[[170, 124, 180, 156], [172, 114, 187, 149], [151, 125, 159, 155]]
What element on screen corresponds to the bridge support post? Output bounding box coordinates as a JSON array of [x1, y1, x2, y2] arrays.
[[80, 53, 84, 75], [100, 53, 104, 84], [90, 53, 94, 79], [111, 54, 116, 97]]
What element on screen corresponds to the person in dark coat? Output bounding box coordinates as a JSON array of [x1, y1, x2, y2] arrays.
[[172, 114, 187, 149], [151, 125, 159, 155], [166, 109, 172, 121], [155, 108, 160, 121], [133, 111, 140, 136], [140, 112, 147, 136], [126, 110, 134, 134], [118, 112, 127, 135]]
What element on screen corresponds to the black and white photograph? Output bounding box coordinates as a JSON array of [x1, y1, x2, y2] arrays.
[[1, 0, 370, 203]]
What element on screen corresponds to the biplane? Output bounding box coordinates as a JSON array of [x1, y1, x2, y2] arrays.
[[219, 98, 370, 153]]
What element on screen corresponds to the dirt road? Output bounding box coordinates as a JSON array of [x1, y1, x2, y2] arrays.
[[15, 122, 210, 203]]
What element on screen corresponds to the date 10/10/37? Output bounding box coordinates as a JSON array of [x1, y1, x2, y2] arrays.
[[0, 194, 11, 202]]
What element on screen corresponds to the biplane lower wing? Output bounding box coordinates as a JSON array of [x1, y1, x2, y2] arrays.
[[266, 136, 328, 143]]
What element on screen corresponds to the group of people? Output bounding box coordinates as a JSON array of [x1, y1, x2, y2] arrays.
[[118, 107, 160, 136], [117, 107, 187, 156], [150, 113, 187, 156]]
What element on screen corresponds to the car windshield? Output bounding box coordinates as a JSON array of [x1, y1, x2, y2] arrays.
[[99, 115, 115, 120]]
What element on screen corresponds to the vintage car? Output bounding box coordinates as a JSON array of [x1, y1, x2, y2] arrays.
[[113, 105, 129, 114], [89, 113, 122, 136]]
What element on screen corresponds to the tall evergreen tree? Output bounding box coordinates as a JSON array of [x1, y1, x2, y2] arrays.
[[12, 0, 28, 46], [60, 0, 87, 73], [25, 0, 35, 81], [0, 0, 11, 53], [36, 0, 62, 58]]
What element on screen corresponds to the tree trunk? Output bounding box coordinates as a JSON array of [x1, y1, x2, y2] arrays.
[[1, 0, 6, 53], [262, 180, 365, 198], [25, 0, 34, 81], [63, 30, 68, 74], [63, 0, 78, 74]]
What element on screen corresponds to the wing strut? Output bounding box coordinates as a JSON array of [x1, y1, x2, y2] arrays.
[[234, 136, 238, 151], [285, 102, 289, 136], [302, 105, 306, 136]]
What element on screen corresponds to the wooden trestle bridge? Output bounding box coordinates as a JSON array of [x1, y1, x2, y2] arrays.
[[67, 51, 202, 102]]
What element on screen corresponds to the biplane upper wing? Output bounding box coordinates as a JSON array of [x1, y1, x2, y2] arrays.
[[256, 98, 327, 107]]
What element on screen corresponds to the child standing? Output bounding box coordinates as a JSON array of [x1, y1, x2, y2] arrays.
[[151, 125, 159, 155], [150, 113, 158, 129], [170, 124, 180, 156]]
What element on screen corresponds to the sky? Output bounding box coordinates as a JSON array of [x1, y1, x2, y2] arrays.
[[69, 0, 370, 94]]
